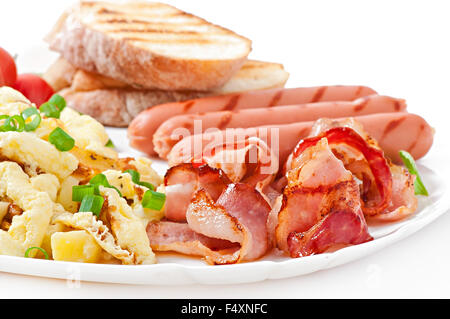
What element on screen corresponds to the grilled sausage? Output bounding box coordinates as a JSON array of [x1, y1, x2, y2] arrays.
[[128, 85, 377, 156], [153, 95, 405, 158], [167, 113, 434, 167]]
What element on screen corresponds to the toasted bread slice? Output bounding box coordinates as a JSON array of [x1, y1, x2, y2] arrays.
[[47, 58, 289, 127], [46, 1, 252, 91]]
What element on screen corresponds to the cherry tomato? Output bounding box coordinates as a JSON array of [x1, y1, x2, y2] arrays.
[[0, 47, 17, 87], [13, 74, 54, 106]]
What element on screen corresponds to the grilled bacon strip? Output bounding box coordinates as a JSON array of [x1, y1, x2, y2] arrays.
[[148, 183, 271, 265], [292, 127, 393, 217], [276, 138, 373, 256], [303, 119, 417, 221], [164, 163, 231, 222]]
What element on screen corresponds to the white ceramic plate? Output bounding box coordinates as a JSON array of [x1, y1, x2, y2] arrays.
[[0, 126, 447, 285], [1, 46, 448, 285]]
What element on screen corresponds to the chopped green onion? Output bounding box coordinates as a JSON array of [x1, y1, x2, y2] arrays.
[[2, 115, 25, 132], [21, 107, 41, 132], [72, 185, 96, 202], [89, 173, 110, 186], [105, 139, 115, 148], [89, 173, 122, 197], [399, 150, 429, 196], [40, 102, 61, 119], [142, 190, 166, 211], [79, 194, 104, 217], [0, 115, 9, 132], [48, 94, 66, 111], [124, 169, 155, 191], [124, 169, 141, 184], [25, 247, 49, 260], [139, 181, 155, 191], [49, 127, 75, 152], [39, 94, 67, 119]]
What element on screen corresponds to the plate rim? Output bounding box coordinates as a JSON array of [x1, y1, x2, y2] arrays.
[[0, 165, 448, 285]]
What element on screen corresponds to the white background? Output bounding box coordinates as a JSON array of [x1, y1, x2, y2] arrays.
[[1, 0, 450, 298]]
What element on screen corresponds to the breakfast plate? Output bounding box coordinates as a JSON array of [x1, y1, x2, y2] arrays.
[[0, 124, 447, 285], [0, 2, 447, 286]]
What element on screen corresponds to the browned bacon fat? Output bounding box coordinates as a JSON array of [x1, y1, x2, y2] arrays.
[[147, 183, 271, 265], [275, 138, 373, 256], [163, 164, 231, 222]]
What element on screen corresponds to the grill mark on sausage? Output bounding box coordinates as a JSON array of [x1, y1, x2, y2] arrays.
[[394, 101, 402, 112], [382, 116, 407, 139], [183, 101, 195, 112], [407, 124, 425, 152], [310, 87, 327, 103], [223, 95, 240, 111], [354, 86, 364, 98], [353, 96, 371, 112], [268, 91, 283, 107], [217, 112, 233, 130]]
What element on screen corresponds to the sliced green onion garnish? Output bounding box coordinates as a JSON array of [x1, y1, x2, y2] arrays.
[[399, 150, 429, 196], [142, 190, 166, 211], [0, 115, 9, 132], [105, 139, 115, 148], [48, 94, 66, 111], [125, 169, 141, 184], [3, 115, 25, 132], [72, 185, 96, 202], [49, 127, 75, 152], [25, 247, 49, 260], [79, 194, 105, 217], [124, 169, 155, 190], [40, 102, 61, 119], [89, 173, 110, 187], [139, 181, 155, 191], [21, 107, 41, 132], [89, 173, 122, 197], [39, 94, 67, 119]]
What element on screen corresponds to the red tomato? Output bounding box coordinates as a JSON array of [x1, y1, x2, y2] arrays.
[[13, 74, 54, 106], [0, 47, 17, 87]]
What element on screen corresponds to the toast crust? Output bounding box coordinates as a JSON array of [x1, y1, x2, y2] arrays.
[[46, 1, 252, 91]]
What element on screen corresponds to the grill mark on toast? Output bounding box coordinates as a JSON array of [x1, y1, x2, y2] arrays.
[[110, 28, 201, 35], [101, 18, 204, 27], [122, 37, 214, 44]]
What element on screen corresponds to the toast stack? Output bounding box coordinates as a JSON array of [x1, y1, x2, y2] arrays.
[[44, 1, 289, 126]]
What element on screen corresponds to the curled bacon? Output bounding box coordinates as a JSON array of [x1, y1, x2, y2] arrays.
[[199, 137, 278, 191], [276, 138, 373, 256], [148, 183, 271, 265], [164, 163, 231, 222], [292, 127, 393, 216], [287, 207, 373, 258]]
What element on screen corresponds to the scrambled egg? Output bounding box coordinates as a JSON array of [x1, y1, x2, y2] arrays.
[[0, 162, 55, 257], [0, 87, 163, 265]]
